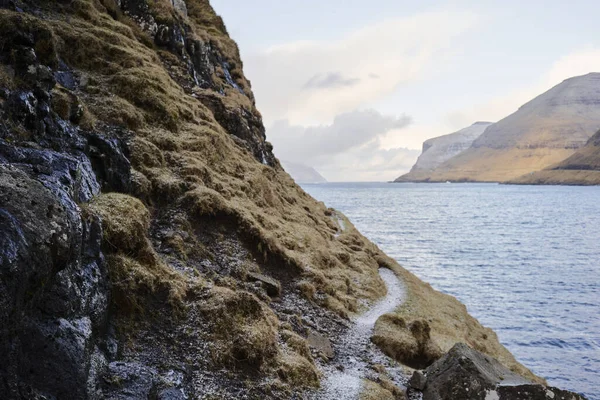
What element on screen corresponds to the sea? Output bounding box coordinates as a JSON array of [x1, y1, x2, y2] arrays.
[[301, 182, 600, 399]]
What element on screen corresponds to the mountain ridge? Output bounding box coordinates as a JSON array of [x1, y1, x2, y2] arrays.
[[397, 73, 600, 183]]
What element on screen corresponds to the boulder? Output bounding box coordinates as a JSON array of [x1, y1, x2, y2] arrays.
[[307, 330, 334, 359], [409, 370, 426, 391], [420, 343, 587, 400], [247, 271, 281, 297]]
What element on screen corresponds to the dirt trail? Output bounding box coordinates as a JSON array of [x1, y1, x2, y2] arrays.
[[310, 268, 408, 399]]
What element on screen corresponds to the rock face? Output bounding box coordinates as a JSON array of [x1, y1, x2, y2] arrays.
[[396, 122, 492, 182], [0, 0, 584, 398], [510, 129, 600, 185], [403, 73, 600, 182], [280, 160, 327, 183], [416, 343, 587, 400]]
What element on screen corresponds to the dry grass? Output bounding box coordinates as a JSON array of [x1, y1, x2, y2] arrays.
[[86, 193, 187, 314], [372, 314, 442, 369], [360, 380, 396, 400], [200, 287, 279, 368], [413, 147, 579, 183]]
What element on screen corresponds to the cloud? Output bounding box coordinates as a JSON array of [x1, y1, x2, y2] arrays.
[[268, 109, 415, 181], [269, 109, 410, 162], [443, 48, 600, 129], [303, 72, 360, 89], [245, 10, 479, 125]]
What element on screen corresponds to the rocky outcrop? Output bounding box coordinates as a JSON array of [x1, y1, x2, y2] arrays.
[[403, 73, 600, 182], [410, 343, 587, 400], [395, 122, 492, 182], [280, 160, 328, 183], [510, 128, 600, 185]]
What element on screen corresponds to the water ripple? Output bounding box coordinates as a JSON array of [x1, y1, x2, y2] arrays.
[[302, 182, 600, 399]]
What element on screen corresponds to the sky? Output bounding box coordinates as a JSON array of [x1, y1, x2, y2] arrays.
[[211, 0, 600, 181]]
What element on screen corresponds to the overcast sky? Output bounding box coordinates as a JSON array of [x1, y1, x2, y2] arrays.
[[211, 0, 600, 181]]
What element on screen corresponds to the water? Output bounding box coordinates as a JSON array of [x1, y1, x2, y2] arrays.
[[302, 182, 600, 399]]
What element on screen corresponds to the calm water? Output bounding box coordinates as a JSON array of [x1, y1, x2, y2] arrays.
[[302, 182, 600, 399]]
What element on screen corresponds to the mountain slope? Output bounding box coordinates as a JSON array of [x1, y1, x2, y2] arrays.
[[510, 129, 600, 185], [414, 73, 600, 182], [0, 1, 548, 398], [395, 122, 492, 182], [280, 160, 327, 183]]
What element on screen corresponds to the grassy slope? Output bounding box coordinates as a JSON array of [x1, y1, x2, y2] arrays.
[[0, 0, 541, 390], [420, 147, 577, 182]]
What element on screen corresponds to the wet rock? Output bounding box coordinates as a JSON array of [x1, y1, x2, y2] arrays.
[[496, 384, 587, 399], [307, 330, 334, 359], [421, 343, 587, 400], [86, 132, 132, 193], [247, 271, 281, 297], [409, 370, 426, 391], [0, 163, 109, 398], [102, 362, 158, 399], [158, 387, 186, 400]]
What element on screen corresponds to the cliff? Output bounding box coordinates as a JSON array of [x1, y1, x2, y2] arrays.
[[406, 73, 600, 183], [510, 129, 600, 185], [0, 1, 571, 398], [395, 122, 492, 182]]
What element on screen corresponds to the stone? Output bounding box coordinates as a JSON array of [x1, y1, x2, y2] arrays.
[[422, 343, 587, 400], [307, 330, 334, 359], [102, 362, 158, 399], [247, 271, 281, 297], [409, 370, 427, 391]]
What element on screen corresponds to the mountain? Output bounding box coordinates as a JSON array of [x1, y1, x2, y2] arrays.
[[0, 0, 580, 398], [402, 73, 600, 182], [395, 122, 492, 182], [510, 129, 600, 185], [280, 160, 327, 183]]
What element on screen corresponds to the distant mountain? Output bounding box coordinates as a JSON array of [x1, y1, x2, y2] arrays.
[[401, 73, 600, 182], [395, 122, 492, 182], [280, 160, 327, 183], [510, 129, 600, 185]]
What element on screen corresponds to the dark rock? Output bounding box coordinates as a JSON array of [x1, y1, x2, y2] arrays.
[[158, 387, 186, 400], [247, 271, 281, 297], [307, 330, 334, 359], [409, 370, 427, 391], [86, 132, 132, 193], [422, 343, 587, 400], [0, 163, 109, 399], [497, 384, 587, 400], [102, 362, 158, 400]]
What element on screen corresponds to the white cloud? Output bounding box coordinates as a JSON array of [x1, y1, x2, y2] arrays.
[[246, 10, 480, 125], [443, 48, 600, 130], [268, 109, 416, 181]]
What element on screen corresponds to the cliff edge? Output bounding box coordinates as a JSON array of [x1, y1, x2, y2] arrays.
[[395, 122, 492, 182]]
